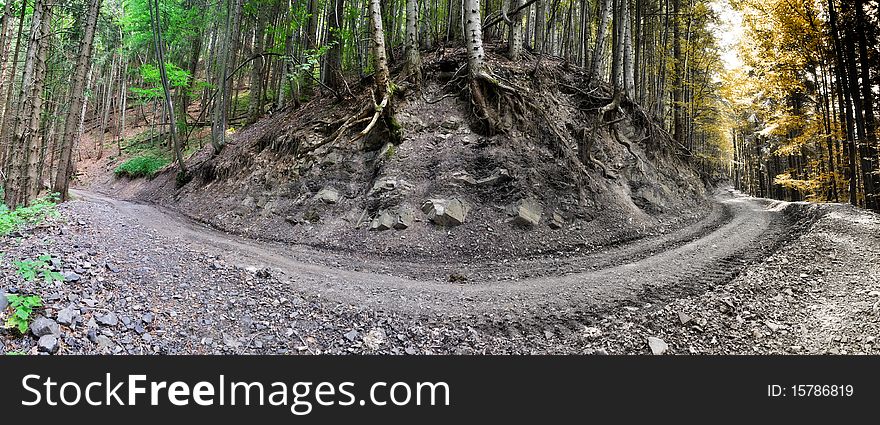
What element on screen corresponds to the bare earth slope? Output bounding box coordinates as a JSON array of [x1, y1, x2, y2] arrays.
[[4, 187, 876, 355]]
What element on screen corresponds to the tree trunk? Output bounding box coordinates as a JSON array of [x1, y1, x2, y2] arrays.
[[507, 0, 525, 60], [590, 0, 611, 82], [325, 0, 346, 91], [404, 0, 422, 82], [150, 0, 186, 178]]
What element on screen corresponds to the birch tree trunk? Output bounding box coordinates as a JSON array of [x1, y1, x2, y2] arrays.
[[507, 0, 524, 60], [404, 0, 422, 83]]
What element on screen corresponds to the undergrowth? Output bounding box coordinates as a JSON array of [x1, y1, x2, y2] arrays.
[[114, 155, 170, 178], [0, 193, 60, 236]]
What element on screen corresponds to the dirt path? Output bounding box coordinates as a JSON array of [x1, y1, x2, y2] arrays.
[[72, 187, 790, 320], [5, 187, 879, 355]]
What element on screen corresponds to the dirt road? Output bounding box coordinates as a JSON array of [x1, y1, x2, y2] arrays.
[[72, 187, 792, 320], [6, 187, 879, 355]]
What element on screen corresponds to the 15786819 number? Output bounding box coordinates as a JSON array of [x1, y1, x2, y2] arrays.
[[790, 385, 854, 397]]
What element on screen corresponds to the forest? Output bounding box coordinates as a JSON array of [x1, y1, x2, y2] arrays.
[[0, 0, 879, 356]]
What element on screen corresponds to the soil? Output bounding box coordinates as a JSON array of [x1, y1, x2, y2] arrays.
[[3, 187, 877, 355]]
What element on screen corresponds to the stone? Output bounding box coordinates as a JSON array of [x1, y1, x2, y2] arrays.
[[56, 306, 81, 327], [343, 329, 359, 342], [677, 311, 693, 325], [548, 212, 565, 229], [94, 335, 114, 352], [96, 312, 118, 327], [315, 187, 341, 204], [363, 328, 386, 350], [394, 209, 413, 230], [583, 326, 603, 339], [241, 196, 256, 209], [0, 292, 7, 311], [369, 211, 395, 231], [37, 335, 59, 354], [223, 334, 242, 349], [647, 337, 668, 355], [302, 209, 320, 223], [475, 168, 512, 186], [422, 199, 470, 226], [30, 317, 61, 337], [451, 171, 477, 185], [142, 313, 155, 324], [62, 272, 81, 282], [508, 198, 543, 226]]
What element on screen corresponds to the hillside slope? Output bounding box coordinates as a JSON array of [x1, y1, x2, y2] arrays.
[[94, 47, 710, 260]]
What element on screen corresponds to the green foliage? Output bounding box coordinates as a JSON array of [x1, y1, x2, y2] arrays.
[[14, 254, 63, 284], [114, 155, 170, 178], [130, 63, 191, 103], [0, 194, 60, 236], [5, 351, 27, 356], [4, 294, 44, 334]]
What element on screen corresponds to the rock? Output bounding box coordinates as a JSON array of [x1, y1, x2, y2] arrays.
[[548, 212, 565, 229], [508, 198, 543, 227], [105, 263, 119, 273], [363, 328, 386, 350], [422, 199, 470, 226], [583, 326, 603, 339], [94, 335, 114, 352], [369, 211, 395, 231], [343, 329, 359, 342], [475, 168, 512, 186], [62, 272, 81, 282], [223, 334, 242, 349], [37, 335, 59, 354], [647, 337, 668, 355], [0, 292, 7, 311], [56, 307, 81, 327], [315, 187, 341, 204], [302, 209, 320, 223], [451, 171, 477, 185], [394, 209, 413, 230], [677, 311, 693, 325], [30, 317, 61, 337], [96, 312, 118, 327], [142, 313, 154, 324], [241, 196, 256, 209], [369, 178, 412, 197]]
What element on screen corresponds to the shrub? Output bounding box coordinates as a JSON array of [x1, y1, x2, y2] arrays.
[[0, 193, 60, 236], [4, 294, 43, 334], [114, 155, 170, 179]]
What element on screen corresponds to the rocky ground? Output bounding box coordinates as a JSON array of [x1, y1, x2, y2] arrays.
[[1, 191, 878, 355]]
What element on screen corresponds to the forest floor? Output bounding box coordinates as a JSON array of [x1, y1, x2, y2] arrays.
[[2, 186, 879, 355]]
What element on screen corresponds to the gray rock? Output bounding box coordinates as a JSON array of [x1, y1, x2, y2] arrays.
[[475, 168, 512, 186], [223, 334, 242, 349], [369, 211, 395, 231], [508, 198, 543, 226], [0, 292, 7, 311], [62, 272, 81, 282], [30, 317, 61, 337], [241, 196, 256, 209], [451, 171, 477, 185], [96, 312, 118, 327], [647, 337, 668, 355], [142, 313, 154, 324], [548, 211, 565, 229], [94, 335, 114, 352], [38, 335, 59, 354], [677, 311, 693, 325], [56, 307, 81, 327], [343, 329, 359, 342], [394, 209, 413, 230], [315, 187, 341, 204], [422, 199, 470, 226]]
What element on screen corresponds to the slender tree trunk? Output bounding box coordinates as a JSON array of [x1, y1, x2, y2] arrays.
[[507, 0, 525, 60], [404, 0, 422, 82], [590, 0, 611, 83], [150, 0, 186, 178]]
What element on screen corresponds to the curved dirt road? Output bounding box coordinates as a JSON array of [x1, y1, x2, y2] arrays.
[[72, 188, 793, 320]]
